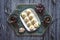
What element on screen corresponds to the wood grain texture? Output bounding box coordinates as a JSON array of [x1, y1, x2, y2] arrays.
[[56, 0, 60, 40], [0, 0, 60, 40]]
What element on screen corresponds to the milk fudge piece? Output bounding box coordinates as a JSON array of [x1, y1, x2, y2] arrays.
[[26, 9, 31, 16], [27, 21, 32, 27], [24, 17, 29, 23], [21, 12, 27, 19], [29, 25, 36, 31], [34, 22, 39, 28], [29, 13, 34, 20]]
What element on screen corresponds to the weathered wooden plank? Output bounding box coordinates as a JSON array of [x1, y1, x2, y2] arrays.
[[50, 0, 58, 40], [1, 0, 15, 40], [0, 1, 2, 40], [51, 3, 56, 40], [33, 0, 41, 3], [41, 0, 50, 40], [1, 0, 60, 40], [48, 0, 55, 40], [0, 24, 3, 40], [46, 0, 59, 40], [49, 0, 60, 40], [56, 0, 60, 40], [0, 0, 7, 40], [0, 1, 3, 40], [11, 0, 30, 12]]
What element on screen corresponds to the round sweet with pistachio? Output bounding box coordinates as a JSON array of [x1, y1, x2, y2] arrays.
[[31, 18, 37, 25], [27, 21, 32, 27], [24, 16, 30, 23], [26, 9, 31, 16], [21, 12, 27, 19], [34, 22, 39, 28], [28, 13, 34, 20], [29, 25, 36, 31]]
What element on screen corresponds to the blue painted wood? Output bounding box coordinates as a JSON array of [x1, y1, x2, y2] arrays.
[[48, 0, 53, 40], [56, 0, 60, 40], [41, 0, 50, 40], [1, 0, 60, 40]]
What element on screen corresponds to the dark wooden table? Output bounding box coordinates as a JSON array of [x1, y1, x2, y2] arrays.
[[0, 0, 60, 40]]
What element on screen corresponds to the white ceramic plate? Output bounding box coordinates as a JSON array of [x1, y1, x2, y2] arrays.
[[20, 8, 41, 32]]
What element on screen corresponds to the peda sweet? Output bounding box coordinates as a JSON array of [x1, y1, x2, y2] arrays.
[[27, 21, 32, 27], [29, 25, 36, 31], [29, 13, 34, 20], [31, 18, 37, 25], [21, 12, 27, 19], [34, 22, 39, 28], [26, 9, 31, 16]]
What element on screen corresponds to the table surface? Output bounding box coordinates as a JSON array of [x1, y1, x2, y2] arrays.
[[0, 0, 60, 40]]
